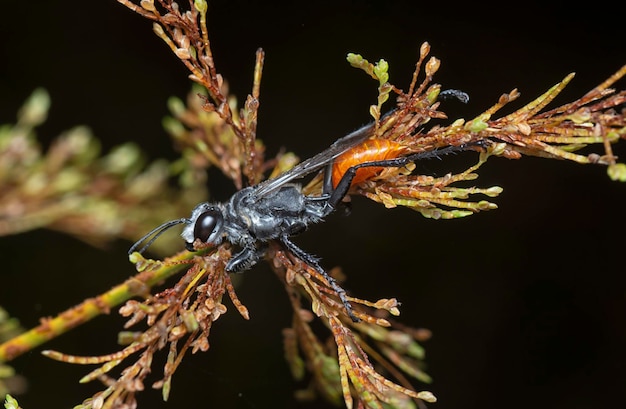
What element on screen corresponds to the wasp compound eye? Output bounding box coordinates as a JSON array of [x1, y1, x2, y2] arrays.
[[193, 209, 223, 243]]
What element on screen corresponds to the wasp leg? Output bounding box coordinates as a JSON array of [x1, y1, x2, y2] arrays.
[[226, 243, 268, 273], [322, 161, 334, 195], [322, 162, 352, 216], [280, 235, 360, 322], [328, 143, 479, 208]]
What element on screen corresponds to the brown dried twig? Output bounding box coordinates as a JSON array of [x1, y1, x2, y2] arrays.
[[117, 0, 267, 187]]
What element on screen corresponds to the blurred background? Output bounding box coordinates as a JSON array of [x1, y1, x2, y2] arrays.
[[1, 1, 625, 408]]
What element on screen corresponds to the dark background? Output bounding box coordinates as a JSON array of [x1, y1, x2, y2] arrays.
[[1, 1, 625, 408]]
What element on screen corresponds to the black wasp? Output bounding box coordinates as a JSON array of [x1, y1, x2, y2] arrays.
[[130, 94, 473, 322]]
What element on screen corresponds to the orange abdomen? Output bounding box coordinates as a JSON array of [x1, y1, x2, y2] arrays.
[[331, 140, 407, 188]]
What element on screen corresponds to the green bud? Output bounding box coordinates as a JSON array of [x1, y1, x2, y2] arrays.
[[607, 163, 626, 182], [18, 88, 50, 127], [194, 0, 208, 13]]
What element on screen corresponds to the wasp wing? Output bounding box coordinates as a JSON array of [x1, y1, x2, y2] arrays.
[[254, 120, 377, 197]]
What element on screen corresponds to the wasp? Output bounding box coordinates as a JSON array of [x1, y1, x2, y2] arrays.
[[130, 93, 473, 321]]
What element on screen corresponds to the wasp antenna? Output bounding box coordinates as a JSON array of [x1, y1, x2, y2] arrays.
[[128, 218, 190, 255]]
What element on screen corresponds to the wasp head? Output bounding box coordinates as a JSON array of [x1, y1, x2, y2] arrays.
[[181, 203, 225, 251]]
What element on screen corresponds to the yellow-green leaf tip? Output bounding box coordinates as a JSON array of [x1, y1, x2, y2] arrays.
[[194, 0, 208, 13], [373, 59, 389, 84], [346, 53, 363, 66], [608, 163, 626, 182], [18, 88, 50, 126], [417, 391, 437, 402], [4, 394, 20, 409]]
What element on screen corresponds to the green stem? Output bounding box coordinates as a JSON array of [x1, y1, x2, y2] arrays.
[[0, 251, 196, 362]]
